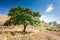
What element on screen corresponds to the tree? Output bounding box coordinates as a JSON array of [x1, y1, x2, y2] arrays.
[[49, 22, 52, 25], [53, 21, 57, 25], [4, 6, 41, 32]]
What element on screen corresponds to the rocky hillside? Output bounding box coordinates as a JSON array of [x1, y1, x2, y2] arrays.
[[0, 15, 60, 40], [0, 14, 10, 25]]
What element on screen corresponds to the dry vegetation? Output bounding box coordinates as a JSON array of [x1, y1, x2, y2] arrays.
[[0, 14, 10, 26], [0, 31, 54, 40], [0, 25, 56, 40], [0, 15, 60, 40]]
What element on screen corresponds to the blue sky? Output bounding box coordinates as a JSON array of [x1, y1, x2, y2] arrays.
[[0, 0, 60, 24]]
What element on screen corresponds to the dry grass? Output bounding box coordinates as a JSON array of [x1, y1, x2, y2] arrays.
[[0, 32, 51, 40], [0, 15, 10, 26], [53, 32, 60, 36], [0, 15, 59, 40], [47, 36, 56, 40]]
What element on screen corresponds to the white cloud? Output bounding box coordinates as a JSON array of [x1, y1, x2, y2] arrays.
[[40, 14, 55, 23], [46, 4, 53, 12], [40, 15, 47, 20]]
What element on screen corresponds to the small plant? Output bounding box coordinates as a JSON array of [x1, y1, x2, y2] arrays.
[[14, 31, 20, 33], [0, 31, 2, 34], [4, 31, 8, 34], [20, 31, 32, 34], [10, 32, 16, 36], [46, 28, 52, 31], [40, 27, 47, 31], [0, 26, 3, 29]]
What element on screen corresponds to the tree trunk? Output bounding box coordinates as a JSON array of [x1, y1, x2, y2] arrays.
[[23, 24, 26, 32]]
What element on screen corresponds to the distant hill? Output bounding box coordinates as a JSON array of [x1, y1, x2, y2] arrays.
[[0, 14, 10, 25]]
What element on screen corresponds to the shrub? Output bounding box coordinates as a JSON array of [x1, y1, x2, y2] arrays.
[[46, 28, 52, 31], [10, 32, 16, 36], [0, 26, 3, 29]]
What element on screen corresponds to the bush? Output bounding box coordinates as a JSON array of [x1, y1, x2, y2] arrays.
[[0, 26, 2, 29], [46, 28, 52, 31], [4, 20, 11, 26], [10, 32, 16, 36], [0, 31, 2, 34]]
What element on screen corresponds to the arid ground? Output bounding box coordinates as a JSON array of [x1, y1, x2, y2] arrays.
[[0, 15, 60, 40]]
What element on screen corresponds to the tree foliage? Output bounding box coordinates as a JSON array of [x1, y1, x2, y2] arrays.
[[4, 6, 41, 32]]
